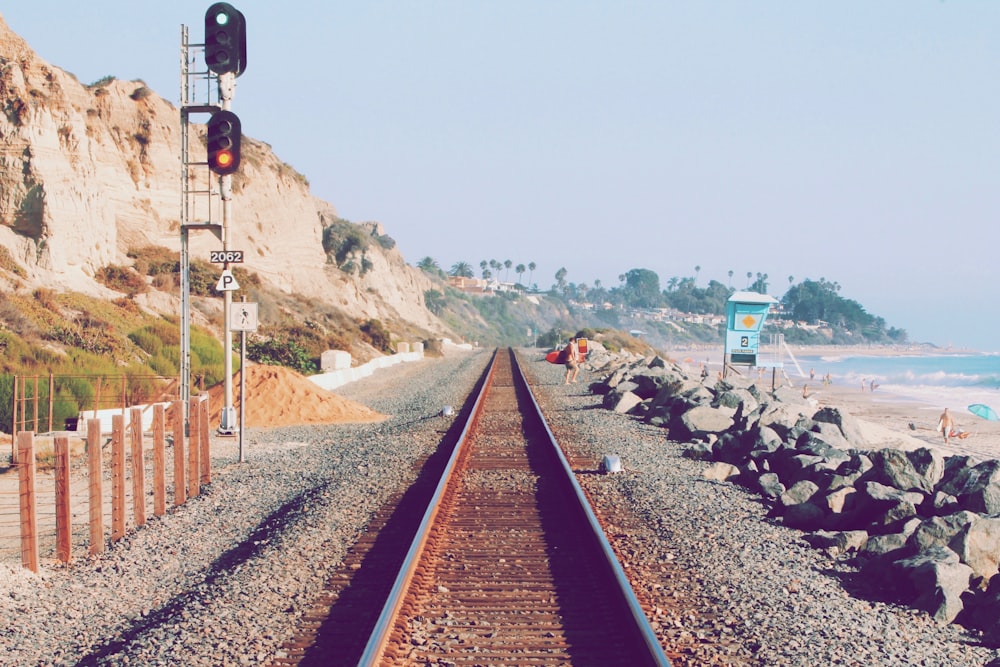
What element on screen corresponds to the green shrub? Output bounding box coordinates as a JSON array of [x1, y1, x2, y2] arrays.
[[128, 246, 178, 277], [148, 354, 177, 376], [129, 328, 163, 356], [0, 246, 25, 277], [360, 319, 392, 353], [246, 335, 317, 375], [95, 264, 147, 296]]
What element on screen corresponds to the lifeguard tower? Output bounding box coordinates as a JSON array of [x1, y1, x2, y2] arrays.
[[723, 291, 779, 380]]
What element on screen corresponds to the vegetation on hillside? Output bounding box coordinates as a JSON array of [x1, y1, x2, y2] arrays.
[[418, 257, 909, 348], [0, 239, 422, 433], [0, 289, 225, 433]]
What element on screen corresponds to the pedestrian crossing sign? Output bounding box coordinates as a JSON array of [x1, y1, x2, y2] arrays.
[[231, 302, 258, 332]]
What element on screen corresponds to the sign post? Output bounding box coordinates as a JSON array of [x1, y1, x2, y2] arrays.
[[230, 300, 258, 462]]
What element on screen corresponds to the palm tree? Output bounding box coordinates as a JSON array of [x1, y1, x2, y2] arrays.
[[728, 270, 734, 289], [746, 271, 752, 288], [694, 265, 701, 285], [504, 259, 512, 281], [555, 267, 568, 291], [480, 260, 488, 279], [515, 263, 526, 285], [417, 256, 439, 273], [450, 261, 474, 278], [528, 261, 536, 288]]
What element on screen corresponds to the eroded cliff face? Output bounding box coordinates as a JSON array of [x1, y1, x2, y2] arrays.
[[0, 13, 447, 337]]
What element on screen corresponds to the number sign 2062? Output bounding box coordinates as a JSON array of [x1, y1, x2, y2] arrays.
[[209, 250, 244, 263]]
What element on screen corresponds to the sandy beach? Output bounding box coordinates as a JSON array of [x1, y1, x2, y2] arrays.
[[678, 345, 1000, 464], [803, 379, 1000, 462]]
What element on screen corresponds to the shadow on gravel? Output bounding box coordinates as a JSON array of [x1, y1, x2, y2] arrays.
[[72, 482, 334, 666]]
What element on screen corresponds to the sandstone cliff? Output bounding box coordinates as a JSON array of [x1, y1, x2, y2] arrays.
[[0, 13, 449, 339]]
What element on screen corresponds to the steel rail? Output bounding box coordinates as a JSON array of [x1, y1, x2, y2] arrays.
[[355, 348, 500, 666], [356, 347, 671, 666], [512, 349, 672, 667]]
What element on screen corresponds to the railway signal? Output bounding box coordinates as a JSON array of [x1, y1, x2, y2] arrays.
[[206, 109, 241, 175], [204, 2, 247, 76]]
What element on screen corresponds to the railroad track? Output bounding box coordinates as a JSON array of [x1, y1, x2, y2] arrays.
[[276, 348, 670, 666]]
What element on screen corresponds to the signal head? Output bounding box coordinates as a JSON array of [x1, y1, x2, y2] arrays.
[[205, 3, 247, 76], [206, 110, 242, 175]]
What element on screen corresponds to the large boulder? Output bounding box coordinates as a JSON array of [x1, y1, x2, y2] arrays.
[[812, 406, 867, 447], [943, 460, 1000, 514], [862, 518, 922, 557], [758, 403, 813, 441], [673, 405, 735, 441], [702, 461, 741, 482], [804, 422, 851, 451], [780, 480, 826, 530], [892, 547, 972, 624], [907, 512, 978, 552], [848, 482, 924, 532], [630, 367, 684, 399], [601, 381, 639, 409], [712, 432, 755, 465], [951, 515, 1000, 585], [769, 450, 826, 487], [867, 448, 945, 493], [758, 472, 785, 501], [609, 390, 644, 415], [938, 455, 977, 493]]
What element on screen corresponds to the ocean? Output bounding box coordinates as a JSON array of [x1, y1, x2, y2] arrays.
[[791, 351, 1000, 415]]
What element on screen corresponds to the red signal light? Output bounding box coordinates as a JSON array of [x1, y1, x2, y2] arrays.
[[206, 110, 241, 176]]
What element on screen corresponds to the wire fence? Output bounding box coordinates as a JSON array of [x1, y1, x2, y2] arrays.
[[0, 396, 211, 570], [7, 373, 183, 464]]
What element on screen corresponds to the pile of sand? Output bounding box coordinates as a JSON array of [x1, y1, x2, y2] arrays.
[[207, 365, 387, 428]]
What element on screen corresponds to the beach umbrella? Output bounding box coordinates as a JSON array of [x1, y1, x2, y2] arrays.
[[968, 404, 1000, 422]]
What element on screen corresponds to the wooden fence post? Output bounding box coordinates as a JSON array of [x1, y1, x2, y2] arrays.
[[188, 397, 200, 498], [172, 400, 186, 506], [32, 375, 39, 433], [153, 404, 166, 516], [87, 418, 104, 556], [18, 432, 38, 572], [55, 435, 71, 563], [111, 414, 126, 541], [48, 373, 54, 433], [130, 407, 146, 528], [10, 376, 17, 464], [199, 395, 211, 486]]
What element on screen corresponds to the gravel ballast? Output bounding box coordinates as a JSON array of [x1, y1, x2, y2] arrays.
[[1, 347, 998, 666]]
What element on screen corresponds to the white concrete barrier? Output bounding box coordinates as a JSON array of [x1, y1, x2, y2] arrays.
[[309, 339, 475, 392], [77, 402, 173, 434], [309, 349, 424, 392]]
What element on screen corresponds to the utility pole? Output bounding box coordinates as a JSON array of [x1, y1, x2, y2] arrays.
[[179, 3, 247, 434]]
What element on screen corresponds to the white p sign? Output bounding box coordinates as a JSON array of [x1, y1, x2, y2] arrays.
[[216, 269, 240, 292]]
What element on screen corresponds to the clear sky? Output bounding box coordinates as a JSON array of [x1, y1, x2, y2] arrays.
[[4, 2, 999, 351]]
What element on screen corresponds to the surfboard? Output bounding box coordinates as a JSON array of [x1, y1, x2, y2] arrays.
[[545, 350, 562, 364]]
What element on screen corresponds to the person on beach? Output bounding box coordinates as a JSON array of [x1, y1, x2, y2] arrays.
[[564, 339, 580, 384], [939, 408, 955, 444]]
